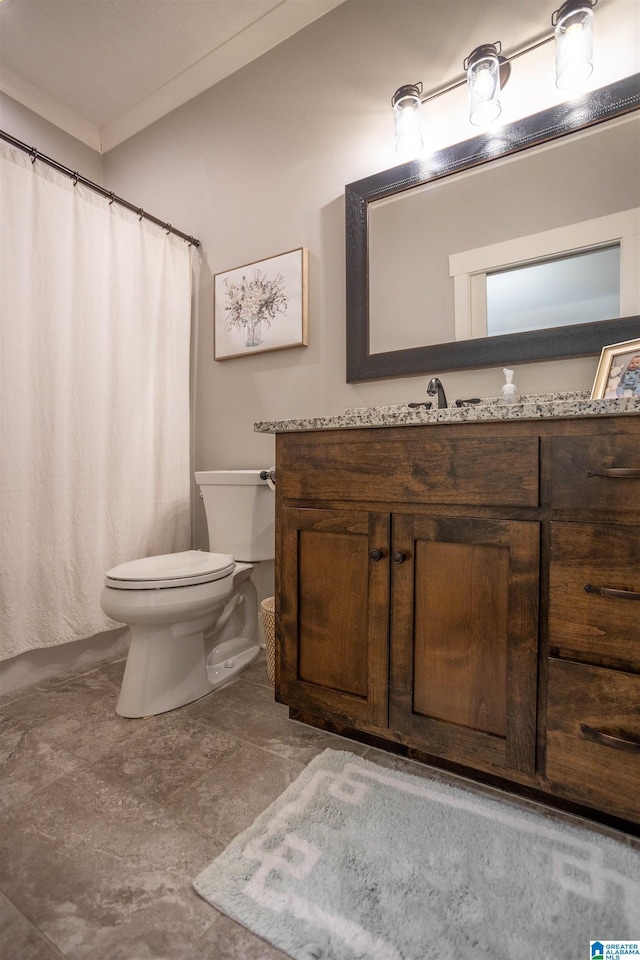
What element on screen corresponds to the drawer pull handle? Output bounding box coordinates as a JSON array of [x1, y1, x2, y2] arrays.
[[392, 551, 407, 564], [580, 724, 640, 754], [583, 583, 640, 601], [369, 549, 384, 562], [586, 468, 640, 479]]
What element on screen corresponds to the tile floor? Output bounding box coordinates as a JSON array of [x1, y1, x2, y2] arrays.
[[2, 650, 638, 960], [0, 650, 385, 960]]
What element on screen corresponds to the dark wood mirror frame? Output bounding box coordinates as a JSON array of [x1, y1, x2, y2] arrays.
[[346, 74, 640, 383]]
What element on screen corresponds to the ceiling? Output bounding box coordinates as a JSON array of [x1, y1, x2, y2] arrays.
[[2, 1, 635, 156], [0, 0, 345, 152]]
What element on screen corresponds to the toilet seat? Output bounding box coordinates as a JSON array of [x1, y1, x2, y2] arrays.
[[105, 550, 235, 590]]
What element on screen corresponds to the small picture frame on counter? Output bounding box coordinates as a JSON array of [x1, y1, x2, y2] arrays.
[[591, 337, 640, 400]]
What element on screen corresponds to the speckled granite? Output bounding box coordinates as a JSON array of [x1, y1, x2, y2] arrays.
[[254, 391, 640, 433]]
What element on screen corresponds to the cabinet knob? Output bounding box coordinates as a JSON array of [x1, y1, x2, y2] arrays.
[[392, 551, 406, 564], [369, 549, 384, 562]]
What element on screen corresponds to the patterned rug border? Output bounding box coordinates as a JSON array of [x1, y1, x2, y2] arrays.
[[194, 748, 640, 960]]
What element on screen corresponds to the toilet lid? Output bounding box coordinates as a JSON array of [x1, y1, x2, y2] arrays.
[[104, 550, 235, 590]]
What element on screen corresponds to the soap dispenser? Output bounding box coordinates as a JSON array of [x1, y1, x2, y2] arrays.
[[501, 368, 519, 405]]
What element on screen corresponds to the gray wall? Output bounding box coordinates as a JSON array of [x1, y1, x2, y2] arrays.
[[0, 95, 104, 182]]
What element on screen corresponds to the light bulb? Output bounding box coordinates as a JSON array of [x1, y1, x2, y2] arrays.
[[465, 45, 502, 126], [473, 66, 495, 102], [392, 84, 424, 159], [553, 0, 594, 89]]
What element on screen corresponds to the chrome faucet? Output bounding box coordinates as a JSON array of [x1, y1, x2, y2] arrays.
[[426, 377, 447, 409]]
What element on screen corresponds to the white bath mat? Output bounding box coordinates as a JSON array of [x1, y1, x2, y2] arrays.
[[194, 748, 640, 960]]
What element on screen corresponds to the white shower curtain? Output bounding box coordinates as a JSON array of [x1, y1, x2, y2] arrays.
[[0, 142, 192, 661]]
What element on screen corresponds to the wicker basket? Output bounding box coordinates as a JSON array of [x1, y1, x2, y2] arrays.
[[260, 596, 276, 684]]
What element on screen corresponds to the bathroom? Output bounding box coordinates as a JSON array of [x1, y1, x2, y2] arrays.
[[1, 1, 639, 957], [2, 0, 638, 696]]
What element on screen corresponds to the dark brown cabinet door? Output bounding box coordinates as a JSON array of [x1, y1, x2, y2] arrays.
[[389, 515, 540, 775], [278, 506, 390, 728]]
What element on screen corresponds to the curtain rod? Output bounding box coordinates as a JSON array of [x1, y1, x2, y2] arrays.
[[0, 130, 200, 248]]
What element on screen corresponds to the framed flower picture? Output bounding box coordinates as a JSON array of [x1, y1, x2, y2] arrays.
[[214, 247, 308, 360]]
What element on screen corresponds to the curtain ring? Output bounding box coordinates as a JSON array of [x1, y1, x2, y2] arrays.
[[108, 192, 116, 205], [137, 208, 144, 220], [72, 172, 79, 185], [29, 147, 38, 163], [165, 224, 173, 235]]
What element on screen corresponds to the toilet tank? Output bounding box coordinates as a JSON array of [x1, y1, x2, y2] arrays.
[[195, 470, 275, 562]]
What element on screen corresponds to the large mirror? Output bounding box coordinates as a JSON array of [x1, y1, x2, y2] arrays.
[[346, 74, 640, 382]]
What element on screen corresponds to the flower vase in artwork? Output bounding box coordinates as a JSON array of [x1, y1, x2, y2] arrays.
[[244, 318, 263, 347]]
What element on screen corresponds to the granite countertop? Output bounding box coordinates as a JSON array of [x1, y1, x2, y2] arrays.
[[254, 391, 640, 434]]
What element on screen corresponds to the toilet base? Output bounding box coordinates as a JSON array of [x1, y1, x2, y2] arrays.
[[206, 635, 260, 689], [115, 570, 259, 718]]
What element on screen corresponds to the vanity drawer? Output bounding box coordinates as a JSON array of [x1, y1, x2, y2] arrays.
[[550, 434, 640, 513], [279, 432, 539, 507], [548, 522, 640, 672], [546, 659, 640, 824]]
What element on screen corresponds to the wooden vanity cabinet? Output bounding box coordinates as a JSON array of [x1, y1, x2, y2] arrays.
[[274, 416, 640, 827], [545, 432, 640, 824]]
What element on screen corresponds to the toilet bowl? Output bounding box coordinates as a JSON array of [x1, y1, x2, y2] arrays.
[[100, 470, 274, 718]]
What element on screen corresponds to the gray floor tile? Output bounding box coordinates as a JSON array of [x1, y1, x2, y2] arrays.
[[0, 674, 71, 710], [90, 714, 241, 804], [0, 672, 118, 732], [87, 657, 127, 690], [0, 655, 126, 708], [0, 715, 80, 812], [240, 650, 274, 689], [0, 653, 398, 960], [184, 677, 367, 765], [30, 700, 243, 804], [0, 763, 221, 960], [165, 741, 303, 846], [0, 689, 23, 709], [183, 909, 291, 960], [0, 892, 68, 960]]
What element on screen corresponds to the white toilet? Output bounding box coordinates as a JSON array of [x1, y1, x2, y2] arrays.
[[100, 470, 275, 718]]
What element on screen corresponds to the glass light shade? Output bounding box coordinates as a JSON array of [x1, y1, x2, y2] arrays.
[[466, 44, 502, 126], [392, 83, 423, 159], [553, 0, 595, 89]]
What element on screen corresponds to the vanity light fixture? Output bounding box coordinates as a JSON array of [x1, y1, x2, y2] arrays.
[[391, 83, 424, 159], [391, 0, 598, 155], [552, 0, 596, 89], [464, 43, 503, 126]]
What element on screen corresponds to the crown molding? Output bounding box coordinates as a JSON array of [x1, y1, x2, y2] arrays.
[[0, 64, 102, 151], [0, 0, 344, 154]]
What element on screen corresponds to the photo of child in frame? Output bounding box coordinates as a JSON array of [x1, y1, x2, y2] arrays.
[[605, 350, 640, 399], [591, 337, 640, 400]]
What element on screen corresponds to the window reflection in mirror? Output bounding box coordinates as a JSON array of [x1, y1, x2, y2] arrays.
[[486, 246, 621, 337]]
